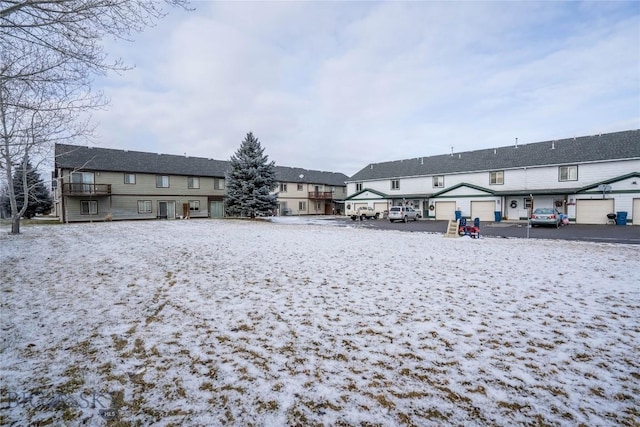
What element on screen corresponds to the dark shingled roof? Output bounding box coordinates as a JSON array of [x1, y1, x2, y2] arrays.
[[349, 129, 640, 181], [55, 144, 348, 186], [273, 166, 349, 187]]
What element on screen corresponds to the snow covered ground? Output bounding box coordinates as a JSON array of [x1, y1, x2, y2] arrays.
[[1, 219, 638, 426]]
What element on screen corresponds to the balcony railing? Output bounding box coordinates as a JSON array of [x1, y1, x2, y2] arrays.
[[62, 183, 111, 196], [308, 191, 333, 200]]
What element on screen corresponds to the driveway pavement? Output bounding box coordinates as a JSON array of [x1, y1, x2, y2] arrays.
[[335, 217, 640, 245]]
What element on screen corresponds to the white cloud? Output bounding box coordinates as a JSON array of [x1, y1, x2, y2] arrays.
[[89, 1, 640, 176]]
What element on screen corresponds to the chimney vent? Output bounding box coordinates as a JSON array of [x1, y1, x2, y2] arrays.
[[551, 141, 555, 149], [515, 137, 518, 148]]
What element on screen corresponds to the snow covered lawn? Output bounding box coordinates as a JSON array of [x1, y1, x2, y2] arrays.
[[1, 219, 638, 426]]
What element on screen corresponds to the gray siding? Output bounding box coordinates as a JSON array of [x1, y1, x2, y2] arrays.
[[59, 168, 222, 222]]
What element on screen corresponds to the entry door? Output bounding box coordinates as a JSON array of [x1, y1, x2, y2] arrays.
[[210, 201, 224, 218], [158, 201, 168, 219], [71, 171, 93, 192], [166, 201, 175, 219]]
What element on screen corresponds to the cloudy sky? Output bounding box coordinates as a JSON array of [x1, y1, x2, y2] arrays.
[[92, 1, 639, 176]]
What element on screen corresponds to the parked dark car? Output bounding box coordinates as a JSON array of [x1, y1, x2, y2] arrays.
[[530, 208, 562, 227]]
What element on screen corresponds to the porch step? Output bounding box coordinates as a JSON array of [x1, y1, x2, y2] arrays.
[[444, 219, 460, 238]]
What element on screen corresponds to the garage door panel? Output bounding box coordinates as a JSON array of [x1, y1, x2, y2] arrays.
[[373, 202, 387, 214], [435, 201, 456, 220], [576, 199, 614, 224], [470, 201, 496, 222], [633, 199, 640, 225]]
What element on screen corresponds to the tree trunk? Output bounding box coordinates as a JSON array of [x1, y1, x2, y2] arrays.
[[11, 215, 20, 234]]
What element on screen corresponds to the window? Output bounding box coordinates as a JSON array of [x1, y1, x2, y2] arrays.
[[280, 183, 288, 192], [137, 200, 152, 214], [189, 200, 200, 211], [297, 183, 304, 191], [524, 197, 532, 209], [188, 177, 200, 189], [80, 200, 97, 215], [156, 175, 169, 188], [124, 173, 136, 184], [433, 175, 444, 188], [490, 171, 504, 185], [559, 165, 578, 181], [214, 178, 225, 190], [298, 201, 306, 211], [316, 201, 322, 211], [391, 180, 400, 190], [356, 183, 363, 192]]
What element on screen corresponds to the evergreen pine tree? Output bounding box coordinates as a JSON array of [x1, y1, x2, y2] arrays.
[[4, 158, 53, 219], [225, 132, 278, 218]]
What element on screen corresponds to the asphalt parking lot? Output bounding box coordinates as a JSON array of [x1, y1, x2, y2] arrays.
[[337, 217, 640, 245]]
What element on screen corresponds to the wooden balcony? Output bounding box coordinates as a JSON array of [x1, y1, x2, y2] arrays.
[[62, 183, 111, 196], [308, 191, 333, 200]]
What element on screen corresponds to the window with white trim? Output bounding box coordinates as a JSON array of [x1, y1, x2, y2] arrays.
[[280, 183, 288, 192], [559, 165, 578, 181], [80, 200, 97, 215], [188, 177, 200, 189], [156, 175, 169, 188], [391, 180, 400, 190], [356, 183, 363, 192], [297, 183, 304, 191], [490, 171, 504, 185], [137, 200, 152, 214], [298, 201, 306, 211], [124, 173, 136, 184], [214, 178, 225, 190], [189, 200, 200, 211], [433, 175, 444, 188]]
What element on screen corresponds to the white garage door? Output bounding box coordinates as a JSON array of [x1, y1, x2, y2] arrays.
[[470, 201, 496, 222], [633, 199, 640, 225], [435, 201, 456, 220], [576, 199, 615, 224], [373, 202, 387, 214]]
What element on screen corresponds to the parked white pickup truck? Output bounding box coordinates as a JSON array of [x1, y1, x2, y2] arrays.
[[348, 206, 380, 221]]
